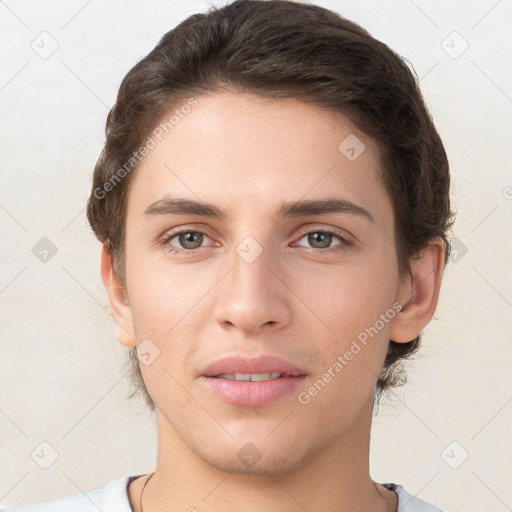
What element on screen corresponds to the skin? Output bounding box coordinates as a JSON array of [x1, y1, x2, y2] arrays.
[[102, 91, 445, 512]]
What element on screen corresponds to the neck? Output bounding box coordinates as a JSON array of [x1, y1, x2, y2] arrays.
[[135, 395, 394, 512]]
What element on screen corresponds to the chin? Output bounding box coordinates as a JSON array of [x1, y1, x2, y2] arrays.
[[199, 444, 310, 476], [188, 425, 323, 477]]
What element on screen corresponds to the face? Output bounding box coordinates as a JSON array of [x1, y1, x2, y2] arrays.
[[116, 92, 409, 474]]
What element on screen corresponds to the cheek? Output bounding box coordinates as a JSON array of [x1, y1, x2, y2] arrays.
[[292, 254, 398, 389], [297, 257, 398, 337], [125, 266, 207, 400], [127, 255, 215, 335]]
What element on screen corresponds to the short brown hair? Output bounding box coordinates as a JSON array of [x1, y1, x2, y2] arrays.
[[87, 0, 454, 410]]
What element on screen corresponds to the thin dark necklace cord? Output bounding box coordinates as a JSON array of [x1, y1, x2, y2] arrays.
[[138, 472, 398, 512], [139, 472, 155, 512]]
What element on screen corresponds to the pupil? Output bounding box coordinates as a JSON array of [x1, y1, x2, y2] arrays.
[[181, 232, 202, 248], [310, 232, 331, 248]]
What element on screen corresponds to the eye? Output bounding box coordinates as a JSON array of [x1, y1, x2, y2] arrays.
[[294, 228, 352, 253], [160, 227, 353, 256], [161, 230, 213, 254]]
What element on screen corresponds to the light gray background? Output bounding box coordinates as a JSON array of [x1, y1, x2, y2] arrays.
[[1, 0, 511, 510]]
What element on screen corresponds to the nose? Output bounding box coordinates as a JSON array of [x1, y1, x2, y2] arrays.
[[213, 237, 291, 335]]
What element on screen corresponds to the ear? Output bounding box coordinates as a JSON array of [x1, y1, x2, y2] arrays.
[[390, 237, 445, 343], [100, 243, 137, 348]]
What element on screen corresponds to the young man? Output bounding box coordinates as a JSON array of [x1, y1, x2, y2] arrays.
[[4, 1, 453, 510]]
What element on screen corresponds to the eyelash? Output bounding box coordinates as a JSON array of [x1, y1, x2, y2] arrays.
[[160, 227, 353, 256]]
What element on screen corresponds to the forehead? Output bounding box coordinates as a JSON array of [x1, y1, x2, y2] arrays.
[[126, 91, 391, 223]]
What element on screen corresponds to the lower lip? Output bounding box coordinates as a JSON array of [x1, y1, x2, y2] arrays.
[[200, 375, 307, 407]]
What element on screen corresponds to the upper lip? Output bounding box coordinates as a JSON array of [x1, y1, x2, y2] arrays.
[[201, 355, 308, 377]]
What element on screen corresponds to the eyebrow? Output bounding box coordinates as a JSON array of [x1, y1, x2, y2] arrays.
[[144, 195, 375, 223]]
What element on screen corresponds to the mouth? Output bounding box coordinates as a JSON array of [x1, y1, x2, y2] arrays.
[[200, 355, 308, 407], [214, 372, 302, 381], [201, 354, 307, 378]]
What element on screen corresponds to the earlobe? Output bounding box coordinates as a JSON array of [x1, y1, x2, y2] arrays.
[[390, 238, 445, 343], [100, 244, 137, 348]]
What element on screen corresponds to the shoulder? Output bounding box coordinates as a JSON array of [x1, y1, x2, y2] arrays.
[[386, 482, 445, 512], [1, 476, 137, 512]]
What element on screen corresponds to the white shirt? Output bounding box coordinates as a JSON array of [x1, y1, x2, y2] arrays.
[[2, 476, 444, 511]]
